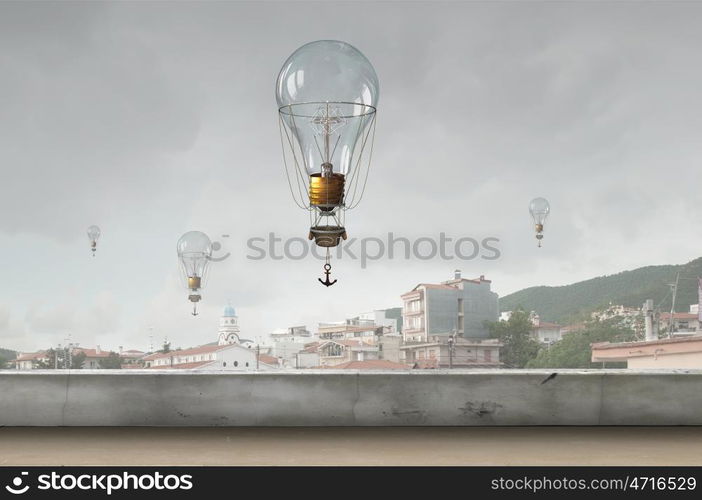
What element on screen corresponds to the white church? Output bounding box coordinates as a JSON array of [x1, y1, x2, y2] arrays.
[[143, 305, 278, 370]]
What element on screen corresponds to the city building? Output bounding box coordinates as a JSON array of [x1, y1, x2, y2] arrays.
[[13, 346, 124, 370], [317, 308, 402, 341], [317, 339, 378, 367], [531, 317, 563, 345], [591, 334, 702, 369], [142, 304, 278, 371], [13, 351, 49, 370], [500, 310, 564, 344], [119, 348, 146, 368], [400, 336, 502, 369], [317, 320, 379, 342], [142, 343, 265, 370], [266, 325, 315, 367], [591, 304, 641, 322], [358, 308, 402, 334], [377, 333, 403, 363], [74, 346, 112, 369], [119, 348, 146, 360], [322, 359, 411, 370], [659, 309, 700, 335], [295, 342, 321, 368], [401, 270, 499, 343], [270, 326, 313, 343]]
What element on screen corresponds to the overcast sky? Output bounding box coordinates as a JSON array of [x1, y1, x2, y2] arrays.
[[1, 1, 702, 352]]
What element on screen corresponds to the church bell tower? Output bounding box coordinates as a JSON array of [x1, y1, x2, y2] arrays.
[[218, 304, 241, 345]]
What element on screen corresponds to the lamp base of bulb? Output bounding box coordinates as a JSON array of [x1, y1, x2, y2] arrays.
[[188, 294, 201, 303], [308, 225, 347, 247], [309, 173, 345, 211]]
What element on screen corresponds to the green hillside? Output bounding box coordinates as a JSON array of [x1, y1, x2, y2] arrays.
[[0, 347, 17, 369], [500, 257, 702, 324]]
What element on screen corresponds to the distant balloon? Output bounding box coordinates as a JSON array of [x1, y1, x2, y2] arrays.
[[529, 198, 550, 247], [177, 231, 213, 316], [87, 225, 101, 256]]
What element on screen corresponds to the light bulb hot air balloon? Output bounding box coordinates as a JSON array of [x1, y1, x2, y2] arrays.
[[529, 197, 550, 247], [276, 40, 379, 286], [177, 231, 212, 316], [87, 225, 101, 256]]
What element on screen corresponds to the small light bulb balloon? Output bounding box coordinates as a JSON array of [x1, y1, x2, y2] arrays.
[[177, 231, 213, 316], [276, 40, 379, 286], [529, 198, 550, 247], [87, 225, 101, 256]]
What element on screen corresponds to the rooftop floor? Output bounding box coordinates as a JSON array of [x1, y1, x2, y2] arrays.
[[1, 427, 700, 466]]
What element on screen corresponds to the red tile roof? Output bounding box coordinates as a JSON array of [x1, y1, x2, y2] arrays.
[[591, 334, 702, 362], [14, 351, 48, 361], [146, 361, 213, 370], [301, 342, 320, 353], [592, 333, 702, 350], [258, 354, 279, 365], [74, 348, 112, 358], [323, 339, 373, 347], [534, 321, 561, 329], [120, 350, 145, 357], [659, 312, 699, 321], [142, 344, 228, 361], [318, 324, 378, 334], [442, 276, 492, 285], [323, 360, 412, 370], [403, 276, 491, 296], [419, 284, 458, 290], [561, 323, 586, 333]]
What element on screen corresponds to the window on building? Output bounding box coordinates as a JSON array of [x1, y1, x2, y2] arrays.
[[234, 361, 239, 367]]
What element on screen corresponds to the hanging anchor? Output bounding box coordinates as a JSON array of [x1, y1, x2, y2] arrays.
[[319, 263, 337, 287], [319, 250, 337, 287]]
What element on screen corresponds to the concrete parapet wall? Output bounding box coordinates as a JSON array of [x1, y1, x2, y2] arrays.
[[1, 369, 700, 426]]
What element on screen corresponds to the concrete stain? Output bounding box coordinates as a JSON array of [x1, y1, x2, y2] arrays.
[[459, 401, 503, 418]]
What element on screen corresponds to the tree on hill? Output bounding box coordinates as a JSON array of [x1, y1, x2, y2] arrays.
[[70, 351, 87, 369], [36, 349, 55, 369], [0, 348, 16, 369], [499, 256, 702, 324], [98, 352, 122, 369], [526, 319, 637, 369], [486, 309, 540, 368]]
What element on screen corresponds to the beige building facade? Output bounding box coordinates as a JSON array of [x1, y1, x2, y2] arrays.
[[591, 334, 702, 369]]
